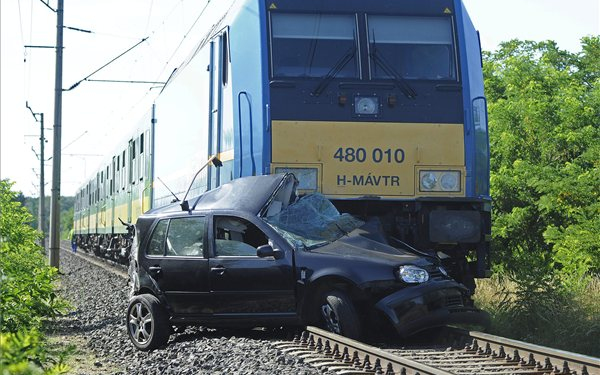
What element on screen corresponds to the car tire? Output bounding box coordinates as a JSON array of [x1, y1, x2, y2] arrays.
[[126, 294, 170, 351], [319, 290, 361, 340]]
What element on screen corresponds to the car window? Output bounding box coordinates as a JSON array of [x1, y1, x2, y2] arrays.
[[266, 193, 364, 250], [147, 219, 168, 256], [214, 216, 268, 257], [165, 217, 206, 257]]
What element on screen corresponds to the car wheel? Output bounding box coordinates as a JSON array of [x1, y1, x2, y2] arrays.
[[126, 294, 170, 351], [319, 290, 361, 340]]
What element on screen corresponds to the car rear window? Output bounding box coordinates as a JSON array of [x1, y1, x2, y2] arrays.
[[147, 220, 168, 256]]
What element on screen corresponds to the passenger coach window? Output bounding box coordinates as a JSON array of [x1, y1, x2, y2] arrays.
[[165, 217, 205, 257], [367, 16, 457, 81], [270, 13, 358, 78], [214, 217, 268, 257]]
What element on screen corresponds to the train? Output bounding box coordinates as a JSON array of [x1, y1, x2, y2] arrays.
[[73, 0, 491, 293]]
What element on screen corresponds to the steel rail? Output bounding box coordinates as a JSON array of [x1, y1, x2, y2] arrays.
[[443, 327, 599, 375], [275, 326, 453, 375], [275, 326, 600, 375], [60, 242, 128, 279]]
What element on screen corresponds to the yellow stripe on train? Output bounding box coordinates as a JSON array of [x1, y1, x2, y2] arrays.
[[271, 120, 466, 199]]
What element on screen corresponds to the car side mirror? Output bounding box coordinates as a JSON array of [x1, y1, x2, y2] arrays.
[[256, 244, 283, 259]]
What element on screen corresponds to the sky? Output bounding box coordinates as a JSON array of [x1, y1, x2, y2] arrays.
[[1, 0, 599, 197]]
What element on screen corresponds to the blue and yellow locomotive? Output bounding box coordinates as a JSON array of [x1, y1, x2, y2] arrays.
[[74, 0, 490, 291]]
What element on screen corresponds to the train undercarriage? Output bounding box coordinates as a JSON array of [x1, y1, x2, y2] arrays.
[[75, 231, 133, 264], [334, 198, 492, 294]]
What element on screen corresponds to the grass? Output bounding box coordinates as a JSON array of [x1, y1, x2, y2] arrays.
[[474, 275, 600, 357]]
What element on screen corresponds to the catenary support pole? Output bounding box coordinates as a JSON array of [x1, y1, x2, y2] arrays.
[[49, 0, 63, 269], [39, 113, 46, 249]]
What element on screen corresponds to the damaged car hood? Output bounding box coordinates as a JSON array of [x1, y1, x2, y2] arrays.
[[311, 227, 427, 265]]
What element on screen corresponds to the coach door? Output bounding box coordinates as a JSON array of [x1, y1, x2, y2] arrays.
[[127, 139, 134, 223], [208, 29, 233, 189], [111, 156, 116, 233]]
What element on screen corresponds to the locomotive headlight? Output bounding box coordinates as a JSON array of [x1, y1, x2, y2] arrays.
[[419, 171, 461, 192], [396, 265, 429, 283], [354, 96, 379, 115], [420, 172, 437, 190], [440, 172, 460, 191]]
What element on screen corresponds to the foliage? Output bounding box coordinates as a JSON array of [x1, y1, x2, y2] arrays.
[[0, 180, 69, 374], [20, 196, 74, 238], [475, 276, 600, 357], [59, 207, 73, 240], [480, 37, 600, 355], [0, 331, 69, 375], [484, 37, 600, 282], [0, 180, 67, 332]]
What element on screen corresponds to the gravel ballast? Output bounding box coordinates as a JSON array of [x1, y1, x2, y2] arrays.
[[56, 249, 329, 374]]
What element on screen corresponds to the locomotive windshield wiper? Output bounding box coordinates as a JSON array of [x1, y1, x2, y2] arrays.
[[370, 36, 417, 99], [312, 46, 356, 97]]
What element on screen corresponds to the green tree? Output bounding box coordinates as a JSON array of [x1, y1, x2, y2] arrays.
[[479, 38, 600, 354], [485, 37, 600, 282]]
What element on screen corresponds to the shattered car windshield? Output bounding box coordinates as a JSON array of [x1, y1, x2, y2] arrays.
[[266, 193, 364, 249]]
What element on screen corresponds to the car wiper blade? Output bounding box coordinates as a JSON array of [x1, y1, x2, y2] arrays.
[[370, 42, 417, 99], [312, 46, 356, 97], [389, 236, 438, 261]]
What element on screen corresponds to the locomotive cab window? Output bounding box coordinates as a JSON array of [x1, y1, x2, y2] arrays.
[[367, 16, 457, 81], [270, 13, 358, 78]]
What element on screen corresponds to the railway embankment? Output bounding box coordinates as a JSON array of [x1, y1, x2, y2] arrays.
[[54, 245, 600, 375], [52, 247, 331, 374]]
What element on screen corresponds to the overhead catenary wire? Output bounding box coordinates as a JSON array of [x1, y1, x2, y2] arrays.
[[144, 0, 155, 36], [17, 0, 26, 55], [72, 0, 199, 133], [152, 0, 212, 83], [102, 0, 213, 133], [36, 0, 55, 12], [64, 37, 149, 91], [20, 0, 219, 194]]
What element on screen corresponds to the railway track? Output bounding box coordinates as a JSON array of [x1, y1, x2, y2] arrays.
[[64, 244, 599, 375], [61, 242, 128, 278], [274, 326, 600, 375]]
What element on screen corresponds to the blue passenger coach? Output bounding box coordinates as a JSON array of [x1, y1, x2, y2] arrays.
[[74, 0, 491, 292]]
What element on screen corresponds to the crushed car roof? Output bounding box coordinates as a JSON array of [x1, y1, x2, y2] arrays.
[[146, 174, 290, 216]]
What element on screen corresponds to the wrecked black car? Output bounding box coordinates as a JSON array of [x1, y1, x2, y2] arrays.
[[127, 174, 488, 350]]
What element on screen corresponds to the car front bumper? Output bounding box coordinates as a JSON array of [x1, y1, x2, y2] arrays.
[[375, 280, 490, 337]]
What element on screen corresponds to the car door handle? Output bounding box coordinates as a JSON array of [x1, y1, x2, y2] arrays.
[[148, 266, 162, 275], [210, 265, 226, 275]]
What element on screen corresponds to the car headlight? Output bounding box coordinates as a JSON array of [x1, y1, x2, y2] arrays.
[[419, 170, 461, 192], [396, 265, 429, 283]]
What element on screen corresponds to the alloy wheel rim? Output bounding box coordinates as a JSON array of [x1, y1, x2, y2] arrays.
[[129, 302, 153, 345], [320, 303, 341, 334]]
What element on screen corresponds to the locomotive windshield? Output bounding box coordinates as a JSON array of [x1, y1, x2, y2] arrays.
[[368, 16, 457, 81], [270, 13, 358, 78], [270, 13, 457, 82]]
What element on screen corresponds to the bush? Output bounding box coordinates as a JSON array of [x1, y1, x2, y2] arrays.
[[0, 180, 66, 332], [0, 330, 69, 375], [480, 38, 600, 357], [0, 180, 69, 374], [475, 274, 600, 357]]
